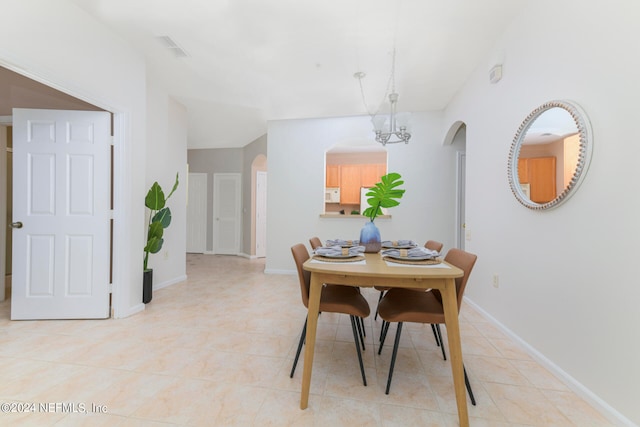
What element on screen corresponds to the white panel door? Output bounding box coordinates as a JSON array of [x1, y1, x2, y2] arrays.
[[213, 173, 241, 255], [11, 108, 111, 320], [186, 173, 207, 253], [0, 124, 7, 302], [255, 171, 267, 258]]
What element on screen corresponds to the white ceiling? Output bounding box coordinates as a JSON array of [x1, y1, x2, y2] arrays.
[[70, 0, 528, 149]]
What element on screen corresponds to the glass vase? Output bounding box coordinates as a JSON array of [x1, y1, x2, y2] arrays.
[[360, 221, 381, 253]]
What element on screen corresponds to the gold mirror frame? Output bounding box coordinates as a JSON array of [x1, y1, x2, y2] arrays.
[[508, 100, 593, 210]]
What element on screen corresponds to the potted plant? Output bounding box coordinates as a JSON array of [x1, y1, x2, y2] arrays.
[[143, 173, 179, 303], [360, 172, 405, 252]]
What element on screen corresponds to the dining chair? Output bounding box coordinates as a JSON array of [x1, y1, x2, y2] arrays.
[[289, 243, 371, 385], [374, 240, 444, 321], [309, 236, 323, 250], [377, 247, 477, 404], [309, 236, 367, 338]]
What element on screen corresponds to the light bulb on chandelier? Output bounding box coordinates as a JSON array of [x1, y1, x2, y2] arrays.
[[355, 49, 411, 146]]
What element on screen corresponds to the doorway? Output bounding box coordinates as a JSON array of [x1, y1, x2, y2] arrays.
[[443, 121, 467, 250], [255, 171, 267, 258], [186, 172, 207, 253], [212, 173, 242, 255], [0, 66, 113, 318], [456, 151, 466, 250], [0, 123, 10, 302]]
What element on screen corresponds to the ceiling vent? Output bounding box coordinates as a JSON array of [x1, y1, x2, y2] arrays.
[[156, 36, 189, 58]]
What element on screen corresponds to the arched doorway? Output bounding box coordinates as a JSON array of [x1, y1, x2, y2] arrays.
[[443, 121, 467, 249]]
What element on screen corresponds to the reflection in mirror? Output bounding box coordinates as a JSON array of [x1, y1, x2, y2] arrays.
[[508, 100, 592, 210], [325, 142, 387, 215]]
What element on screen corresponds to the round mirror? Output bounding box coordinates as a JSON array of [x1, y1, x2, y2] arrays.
[[508, 100, 593, 210]]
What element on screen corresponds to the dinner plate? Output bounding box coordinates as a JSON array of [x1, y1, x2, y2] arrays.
[[381, 244, 417, 249], [314, 253, 362, 259], [385, 254, 437, 261]]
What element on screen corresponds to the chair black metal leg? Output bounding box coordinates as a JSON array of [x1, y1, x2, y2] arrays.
[[378, 320, 391, 354], [379, 320, 387, 342], [359, 316, 366, 337], [464, 365, 476, 406], [435, 324, 447, 361], [355, 316, 366, 351], [431, 324, 441, 347], [374, 290, 384, 320], [385, 322, 403, 394], [290, 316, 308, 378], [350, 315, 367, 386]]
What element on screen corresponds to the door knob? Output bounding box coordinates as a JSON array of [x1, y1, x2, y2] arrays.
[[10, 222, 23, 229]]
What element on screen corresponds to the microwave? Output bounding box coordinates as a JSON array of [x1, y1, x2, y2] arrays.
[[325, 187, 340, 203]]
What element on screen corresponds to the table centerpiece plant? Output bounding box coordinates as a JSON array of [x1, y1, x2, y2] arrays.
[[360, 172, 405, 252]]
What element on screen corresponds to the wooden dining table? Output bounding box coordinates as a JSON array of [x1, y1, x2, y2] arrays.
[[301, 252, 469, 427]]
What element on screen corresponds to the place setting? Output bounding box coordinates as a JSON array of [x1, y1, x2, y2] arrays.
[[381, 239, 417, 249], [325, 238, 359, 247], [312, 241, 366, 263], [381, 244, 445, 267]]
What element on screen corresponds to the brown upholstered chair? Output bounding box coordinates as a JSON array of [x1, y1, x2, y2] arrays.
[[377, 247, 477, 403], [309, 236, 323, 250], [374, 240, 444, 321], [290, 243, 371, 385], [309, 236, 367, 337]]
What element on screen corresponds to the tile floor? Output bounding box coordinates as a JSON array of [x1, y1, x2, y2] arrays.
[[0, 254, 616, 426]]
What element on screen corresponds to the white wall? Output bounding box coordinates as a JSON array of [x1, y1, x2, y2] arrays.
[[145, 79, 188, 289], [265, 112, 462, 273], [0, 0, 147, 317], [444, 0, 640, 424]]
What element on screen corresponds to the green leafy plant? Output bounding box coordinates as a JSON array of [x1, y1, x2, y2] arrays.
[[362, 172, 405, 222], [144, 173, 179, 271]]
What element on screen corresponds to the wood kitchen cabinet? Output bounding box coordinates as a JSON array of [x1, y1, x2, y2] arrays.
[[326, 165, 340, 187], [360, 164, 386, 187], [340, 165, 362, 204], [518, 156, 556, 203], [337, 163, 387, 204]]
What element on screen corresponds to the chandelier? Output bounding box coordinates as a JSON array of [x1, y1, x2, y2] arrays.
[[355, 49, 411, 146]]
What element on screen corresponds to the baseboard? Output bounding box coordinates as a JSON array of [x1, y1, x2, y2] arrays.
[[464, 297, 636, 427], [114, 302, 145, 319], [154, 274, 187, 291]]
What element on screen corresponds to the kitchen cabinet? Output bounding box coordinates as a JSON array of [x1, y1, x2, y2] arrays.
[[326, 165, 340, 187], [340, 165, 362, 204], [518, 156, 556, 203], [336, 163, 387, 204], [360, 164, 386, 187]]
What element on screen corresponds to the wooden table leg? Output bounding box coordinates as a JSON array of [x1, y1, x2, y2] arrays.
[[441, 278, 469, 427], [300, 273, 322, 409]]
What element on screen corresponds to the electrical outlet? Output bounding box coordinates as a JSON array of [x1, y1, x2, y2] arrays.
[[492, 274, 499, 288], [164, 250, 169, 260]]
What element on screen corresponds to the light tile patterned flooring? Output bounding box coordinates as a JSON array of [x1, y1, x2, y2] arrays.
[[0, 254, 615, 426]]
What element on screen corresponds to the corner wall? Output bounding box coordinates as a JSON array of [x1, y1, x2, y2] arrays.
[[145, 78, 188, 289]]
